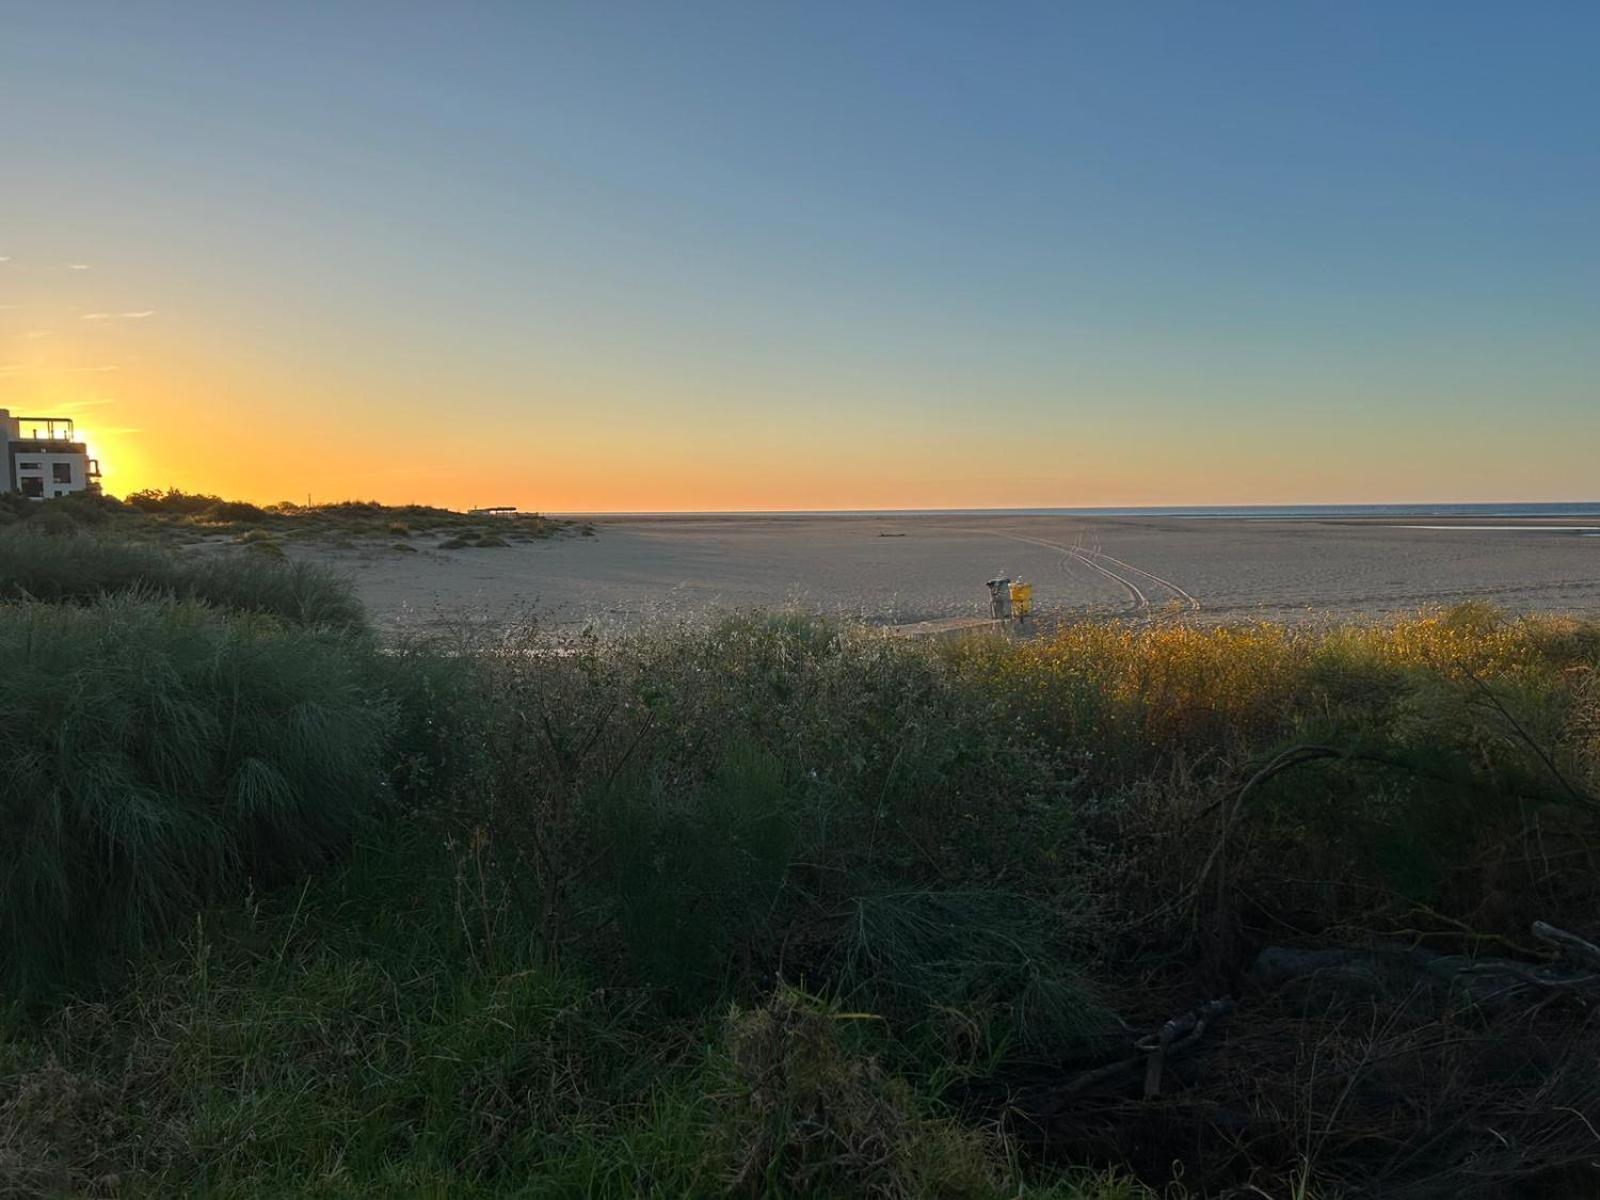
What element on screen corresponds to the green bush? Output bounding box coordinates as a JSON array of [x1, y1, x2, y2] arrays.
[[123, 487, 222, 516], [0, 597, 394, 994], [23, 507, 77, 537]]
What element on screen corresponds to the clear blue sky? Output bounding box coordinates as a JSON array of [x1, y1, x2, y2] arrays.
[[3, 2, 1596, 508]]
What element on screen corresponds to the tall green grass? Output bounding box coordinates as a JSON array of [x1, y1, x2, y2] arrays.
[[0, 528, 366, 630], [0, 596, 393, 994]]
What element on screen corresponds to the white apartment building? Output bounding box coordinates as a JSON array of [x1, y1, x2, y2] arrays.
[[0, 409, 102, 499]]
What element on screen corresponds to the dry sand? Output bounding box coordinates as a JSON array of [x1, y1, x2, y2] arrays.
[[291, 514, 1600, 636]]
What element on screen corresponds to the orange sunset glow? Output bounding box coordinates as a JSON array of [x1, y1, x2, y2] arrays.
[[4, 5, 1596, 512]]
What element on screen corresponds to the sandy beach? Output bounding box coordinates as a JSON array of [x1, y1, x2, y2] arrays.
[[289, 513, 1600, 636]]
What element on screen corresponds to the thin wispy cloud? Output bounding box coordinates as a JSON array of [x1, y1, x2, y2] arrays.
[[0, 362, 119, 374], [24, 330, 52, 339], [0, 256, 10, 263], [56, 397, 119, 410], [65, 263, 91, 270], [83, 310, 157, 321]]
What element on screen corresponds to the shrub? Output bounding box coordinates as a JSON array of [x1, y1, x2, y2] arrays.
[[0, 597, 394, 993], [122, 488, 220, 515], [24, 507, 78, 538], [206, 498, 269, 523]]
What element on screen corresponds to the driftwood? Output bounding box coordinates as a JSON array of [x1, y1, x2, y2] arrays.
[[1249, 922, 1600, 1009], [1533, 920, 1600, 971]]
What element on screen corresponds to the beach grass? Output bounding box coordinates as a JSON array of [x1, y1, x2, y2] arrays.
[[0, 596, 393, 997], [1, 527, 1597, 1196], [0, 527, 368, 630]]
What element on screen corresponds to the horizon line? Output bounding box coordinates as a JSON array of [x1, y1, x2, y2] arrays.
[[542, 500, 1600, 518]]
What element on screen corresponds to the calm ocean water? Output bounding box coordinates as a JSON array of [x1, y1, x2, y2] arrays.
[[939, 503, 1600, 520], [576, 504, 1600, 520]]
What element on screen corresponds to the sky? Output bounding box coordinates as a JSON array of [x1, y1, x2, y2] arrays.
[[2, 2, 1596, 511]]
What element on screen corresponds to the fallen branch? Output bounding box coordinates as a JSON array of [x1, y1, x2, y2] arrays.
[[1457, 962, 1600, 991]]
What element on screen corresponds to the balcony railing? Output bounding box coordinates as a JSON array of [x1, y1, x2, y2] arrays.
[[15, 417, 76, 441]]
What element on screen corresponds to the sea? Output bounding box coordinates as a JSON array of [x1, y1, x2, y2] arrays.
[[570, 503, 1600, 520], [950, 503, 1600, 521]]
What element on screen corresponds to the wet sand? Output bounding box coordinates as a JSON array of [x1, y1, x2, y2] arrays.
[[292, 514, 1600, 636]]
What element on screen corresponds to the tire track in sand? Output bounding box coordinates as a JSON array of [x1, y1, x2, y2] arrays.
[[1075, 544, 1202, 613], [958, 528, 1201, 617]]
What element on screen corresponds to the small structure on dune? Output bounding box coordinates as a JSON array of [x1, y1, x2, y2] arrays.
[[987, 576, 1032, 621], [0, 409, 101, 500], [889, 575, 1037, 640]]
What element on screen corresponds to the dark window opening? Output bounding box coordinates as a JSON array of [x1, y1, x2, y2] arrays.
[[21, 478, 43, 498], [19, 461, 40, 471], [51, 462, 73, 484]]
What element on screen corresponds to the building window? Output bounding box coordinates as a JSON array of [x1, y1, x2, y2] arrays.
[[52, 462, 73, 484], [21, 478, 43, 498], [19, 462, 40, 471]]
